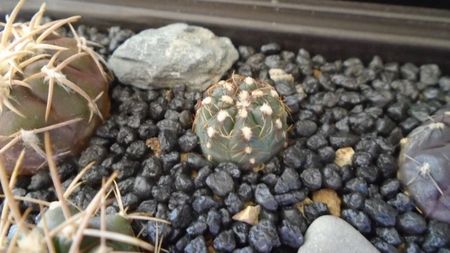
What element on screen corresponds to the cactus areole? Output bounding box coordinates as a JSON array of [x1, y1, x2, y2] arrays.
[[194, 75, 288, 168], [398, 108, 450, 224], [0, 1, 111, 174]]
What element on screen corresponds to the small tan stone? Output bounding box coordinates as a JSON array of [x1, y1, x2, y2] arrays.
[[146, 137, 161, 157], [312, 189, 342, 217], [232, 205, 261, 225], [269, 68, 294, 83], [334, 147, 355, 167]]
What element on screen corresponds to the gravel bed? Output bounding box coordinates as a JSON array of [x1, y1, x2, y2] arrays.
[[9, 24, 450, 253]]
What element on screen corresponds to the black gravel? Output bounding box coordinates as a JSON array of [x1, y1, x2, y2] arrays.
[[8, 25, 450, 253]]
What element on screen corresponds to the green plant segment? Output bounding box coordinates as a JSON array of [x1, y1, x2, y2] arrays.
[[0, 0, 111, 175], [25, 202, 138, 253], [194, 74, 288, 168], [398, 108, 450, 223]]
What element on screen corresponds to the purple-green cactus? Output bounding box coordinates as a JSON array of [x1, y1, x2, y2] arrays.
[[194, 75, 288, 168], [398, 108, 450, 223], [0, 1, 111, 175]]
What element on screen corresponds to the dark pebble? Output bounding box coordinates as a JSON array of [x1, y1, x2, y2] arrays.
[[306, 134, 328, 150], [112, 158, 138, 179], [116, 126, 136, 145], [274, 190, 307, 206], [255, 183, 278, 211], [372, 237, 400, 253], [376, 227, 402, 246], [248, 220, 281, 253], [207, 209, 222, 236], [380, 179, 400, 198], [137, 199, 157, 215], [274, 167, 301, 194], [185, 153, 210, 170], [300, 168, 322, 190], [214, 230, 236, 252], [141, 157, 162, 179], [194, 166, 212, 188], [225, 192, 244, 214], [397, 212, 427, 235], [387, 193, 414, 213], [364, 198, 397, 226], [233, 247, 254, 253], [304, 202, 329, 222], [238, 183, 253, 201], [132, 176, 152, 199], [206, 171, 234, 197], [341, 209, 372, 234], [169, 204, 193, 229], [329, 132, 359, 148], [125, 140, 147, 159], [28, 170, 51, 190], [158, 130, 178, 153], [261, 43, 281, 55], [178, 130, 198, 152], [151, 175, 174, 202], [321, 164, 342, 190], [343, 192, 365, 210], [216, 162, 241, 179], [345, 177, 369, 195], [184, 235, 207, 253], [278, 220, 304, 248], [78, 145, 108, 167], [187, 218, 208, 236], [232, 222, 250, 244]]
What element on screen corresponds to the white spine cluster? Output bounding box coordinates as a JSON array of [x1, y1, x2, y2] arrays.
[[275, 118, 283, 129], [207, 127, 216, 138], [244, 77, 255, 85], [242, 126, 252, 141], [221, 95, 234, 104], [260, 103, 273, 116], [202, 96, 212, 105], [217, 110, 230, 122]]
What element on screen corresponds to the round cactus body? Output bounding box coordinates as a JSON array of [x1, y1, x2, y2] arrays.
[[0, 4, 111, 175], [194, 75, 288, 168], [398, 108, 450, 223]]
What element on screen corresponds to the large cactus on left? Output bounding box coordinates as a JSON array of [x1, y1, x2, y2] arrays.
[[0, 0, 111, 174]]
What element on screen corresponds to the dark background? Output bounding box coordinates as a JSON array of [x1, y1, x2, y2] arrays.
[[339, 0, 450, 9]]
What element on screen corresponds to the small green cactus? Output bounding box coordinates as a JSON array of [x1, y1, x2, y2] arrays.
[[398, 108, 450, 223], [194, 74, 288, 168], [0, 0, 111, 175]]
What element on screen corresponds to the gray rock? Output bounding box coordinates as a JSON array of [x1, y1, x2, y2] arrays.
[[298, 215, 380, 253], [108, 23, 238, 91]]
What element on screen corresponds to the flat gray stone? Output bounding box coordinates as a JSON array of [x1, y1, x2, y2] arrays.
[[298, 215, 380, 253], [108, 23, 238, 91]]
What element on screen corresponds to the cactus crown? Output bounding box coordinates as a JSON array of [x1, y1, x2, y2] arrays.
[[194, 74, 288, 168]]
